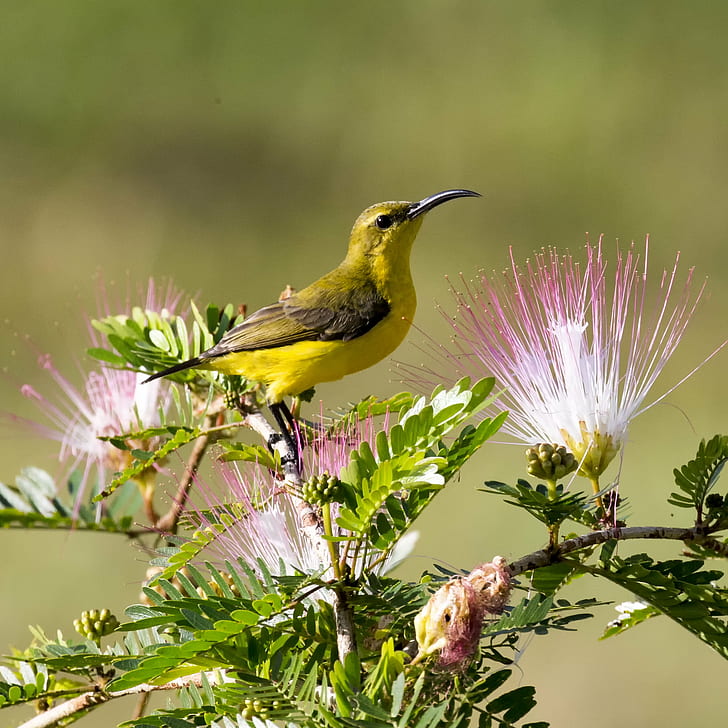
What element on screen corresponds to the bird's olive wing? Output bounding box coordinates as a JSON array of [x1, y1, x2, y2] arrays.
[[284, 284, 390, 342], [202, 284, 390, 358], [201, 303, 313, 357]]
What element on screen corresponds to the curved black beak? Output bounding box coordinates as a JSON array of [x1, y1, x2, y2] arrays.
[[406, 189, 481, 220]]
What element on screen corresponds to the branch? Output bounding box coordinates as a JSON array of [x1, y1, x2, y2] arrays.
[[241, 400, 358, 661], [508, 524, 727, 577], [17, 672, 219, 728], [241, 406, 319, 528], [154, 413, 218, 534]]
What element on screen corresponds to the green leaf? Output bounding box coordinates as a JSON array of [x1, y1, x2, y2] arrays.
[[0, 470, 138, 533], [148, 328, 171, 352], [482, 478, 595, 528], [90, 298, 242, 389], [87, 347, 127, 365], [485, 596, 552, 634], [95, 427, 200, 500], [484, 595, 602, 640], [668, 435, 728, 516], [529, 562, 579, 596], [600, 602, 659, 640], [591, 553, 728, 659], [218, 441, 279, 469], [335, 379, 504, 557]]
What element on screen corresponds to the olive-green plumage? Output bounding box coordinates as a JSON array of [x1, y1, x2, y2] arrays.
[[145, 189, 480, 402]]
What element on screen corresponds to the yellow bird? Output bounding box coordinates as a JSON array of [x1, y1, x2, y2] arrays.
[[145, 189, 480, 450]]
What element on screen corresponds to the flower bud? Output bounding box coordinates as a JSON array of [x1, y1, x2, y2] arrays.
[[414, 556, 512, 669], [73, 608, 119, 641], [526, 443, 577, 482], [301, 471, 343, 505]]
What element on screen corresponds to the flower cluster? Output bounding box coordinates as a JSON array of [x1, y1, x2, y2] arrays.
[[193, 459, 325, 581], [414, 556, 511, 668], [8, 279, 182, 513], [193, 410, 392, 594], [408, 238, 722, 488]]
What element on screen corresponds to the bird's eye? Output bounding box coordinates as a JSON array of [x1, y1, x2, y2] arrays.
[[375, 214, 393, 230]]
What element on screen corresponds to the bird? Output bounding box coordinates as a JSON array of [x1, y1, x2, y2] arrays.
[[144, 189, 480, 458]]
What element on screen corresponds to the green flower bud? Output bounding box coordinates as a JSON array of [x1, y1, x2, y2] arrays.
[[302, 471, 343, 505], [73, 608, 119, 641], [526, 443, 578, 482]]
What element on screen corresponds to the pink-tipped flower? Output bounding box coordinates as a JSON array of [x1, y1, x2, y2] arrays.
[[93, 276, 185, 322], [196, 412, 382, 582], [193, 460, 326, 583], [302, 408, 385, 481], [410, 238, 725, 480], [8, 279, 181, 511], [195, 408, 415, 593], [16, 361, 171, 505]]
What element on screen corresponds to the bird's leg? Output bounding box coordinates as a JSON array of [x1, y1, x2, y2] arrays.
[[269, 401, 302, 473], [279, 399, 302, 444], [280, 399, 305, 473]]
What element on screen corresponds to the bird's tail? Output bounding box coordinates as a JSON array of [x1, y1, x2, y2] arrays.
[[142, 357, 202, 383]]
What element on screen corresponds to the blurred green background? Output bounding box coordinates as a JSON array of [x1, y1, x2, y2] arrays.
[[2, 2, 727, 725]]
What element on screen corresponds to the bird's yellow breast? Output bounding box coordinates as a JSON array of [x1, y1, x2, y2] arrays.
[[205, 287, 416, 403]]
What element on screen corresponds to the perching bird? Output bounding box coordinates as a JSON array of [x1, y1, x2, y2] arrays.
[[145, 189, 480, 455]]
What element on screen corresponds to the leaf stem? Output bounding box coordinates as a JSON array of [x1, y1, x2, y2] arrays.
[[589, 475, 605, 517], [545, 478, 560, 550], [322, 502, 342, 580]]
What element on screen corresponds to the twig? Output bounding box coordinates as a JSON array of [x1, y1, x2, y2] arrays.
[[241, 406, 321, 531], [17, 672, 218, 728], [508, 524, 726, 577], [241, 401, 358, 661], [131, 691, 150, 720], [154, 413, 218, 534]]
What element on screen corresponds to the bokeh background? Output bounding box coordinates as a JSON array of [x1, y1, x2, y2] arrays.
[[2, 2, 727, 726]]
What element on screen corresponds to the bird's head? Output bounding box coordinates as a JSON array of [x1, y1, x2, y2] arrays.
[[345, 189, 481, 267]]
